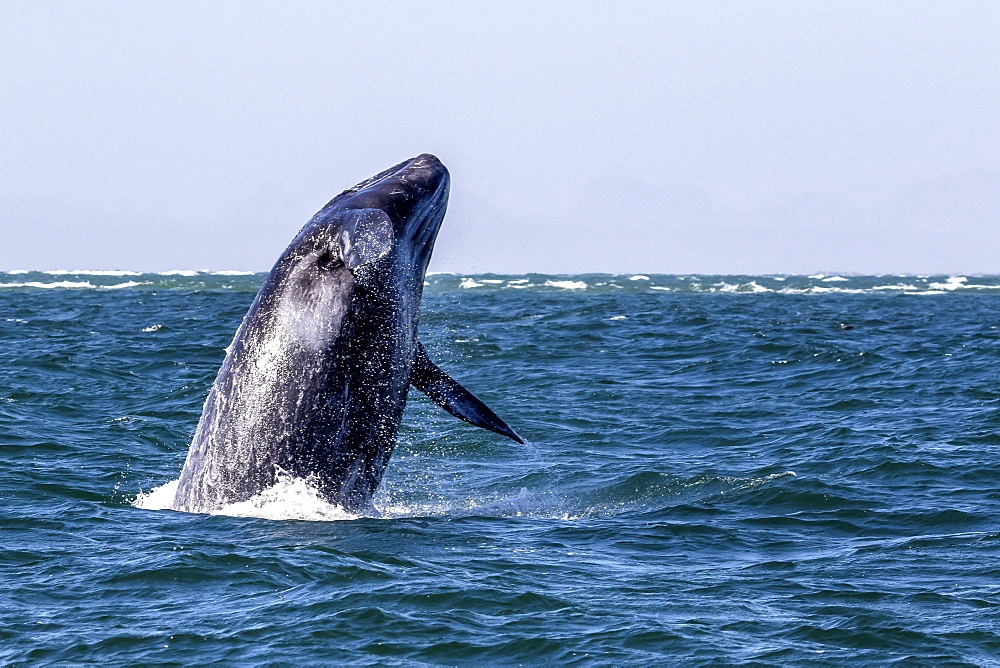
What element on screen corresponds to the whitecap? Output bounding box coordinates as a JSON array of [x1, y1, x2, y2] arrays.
[[822, 276, 848, 282], [629, 275, 650, 281], [479, 279, 504, 284], [718, 281, 770, 293], [45, 269, 143, 276], [459, 278, 483, 288], [100, 281, 146, 289], [0, 281, 96, 289], [928, 276, 972, 291], [544, 280, 587, 290]]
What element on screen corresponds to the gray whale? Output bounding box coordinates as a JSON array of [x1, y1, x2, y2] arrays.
[[173, 154, 522, 513]]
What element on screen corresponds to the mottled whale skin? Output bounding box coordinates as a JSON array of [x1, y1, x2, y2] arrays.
[[173, 154, 522, 513]]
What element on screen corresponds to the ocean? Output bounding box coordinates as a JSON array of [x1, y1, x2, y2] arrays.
[[2, 270, 999, 663]]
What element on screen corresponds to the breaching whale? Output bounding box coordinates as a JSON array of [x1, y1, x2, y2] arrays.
[[172, 154, 522, 513]]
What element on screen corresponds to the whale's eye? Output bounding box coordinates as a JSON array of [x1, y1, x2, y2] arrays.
[[316, 249, 343, 271]]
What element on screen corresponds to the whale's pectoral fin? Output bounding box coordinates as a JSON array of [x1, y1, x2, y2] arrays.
[[336, 209, 394, 269], [410, 341, 525, 444]]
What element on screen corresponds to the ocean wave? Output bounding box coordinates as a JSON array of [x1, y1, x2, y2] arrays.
[[43, 269, 144, 276], [1, 272, 998, 294], [0, 280, 98, 289], [0, 280, 151, 290]]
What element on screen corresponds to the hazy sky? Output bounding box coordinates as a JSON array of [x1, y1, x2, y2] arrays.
[[2, 1, 997, 273]]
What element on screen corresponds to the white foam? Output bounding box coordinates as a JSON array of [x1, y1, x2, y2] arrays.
[[808, 273, 826, 279], [479, 279, 504, 284], [133, 472, 579, 522], [0, 280, 96, 289], [211, 478, 360, 521], [779, 286, 867, 295], [507, 279, 529, 285], [459, 278, 483, 289], [607, 315, 628, 320], [141, 324, 165, 332], [544, 280, 587, 290], [158, 270, 201, 276], [134, 480, 180, 510], [650, 286, 671, 291], [44, 269, 143, 276], [133, 477, 573, 522], [629, 275, 650, 281], [718, 281, 770, 293], [134, 477, 359, 521], [928, 276, 971, 291], [211, 270, 257, 276], [0, 280, 149, 290], [822, 275, 848, 282]]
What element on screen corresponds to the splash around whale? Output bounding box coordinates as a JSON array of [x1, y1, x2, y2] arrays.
[[170, 154, 523, 515]]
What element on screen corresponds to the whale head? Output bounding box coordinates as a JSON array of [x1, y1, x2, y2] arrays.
[[248, 153, 449, 328], [286, 153, 449, 288]]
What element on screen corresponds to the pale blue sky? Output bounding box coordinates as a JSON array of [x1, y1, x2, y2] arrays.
[[2, 1, 997, 273]]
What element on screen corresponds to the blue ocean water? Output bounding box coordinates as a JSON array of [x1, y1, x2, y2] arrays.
[[2, 270, 999, 663]]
